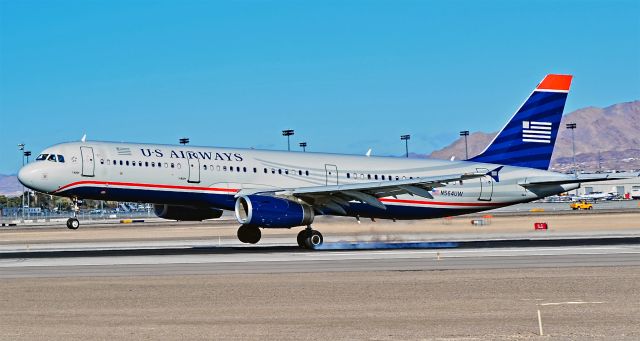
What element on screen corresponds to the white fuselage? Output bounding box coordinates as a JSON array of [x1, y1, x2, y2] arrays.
[[18, 141, 579, 220]]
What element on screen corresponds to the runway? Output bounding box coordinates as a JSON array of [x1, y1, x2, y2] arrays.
[[2, 241, 639, 278], [2, 218, 640, 339]]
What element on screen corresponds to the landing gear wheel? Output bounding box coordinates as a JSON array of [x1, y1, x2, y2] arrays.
[[303, 230, 323, 250], [297, 230, 307, 248], [66, 218, 80, 230], [237, 225, 261, 244]]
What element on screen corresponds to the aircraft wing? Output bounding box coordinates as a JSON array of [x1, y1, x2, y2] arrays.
[[261, 172, 487, 214]]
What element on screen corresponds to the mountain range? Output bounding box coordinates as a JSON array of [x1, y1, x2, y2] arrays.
[[427, 100, 640, 172], [1, 100, 638, 196]]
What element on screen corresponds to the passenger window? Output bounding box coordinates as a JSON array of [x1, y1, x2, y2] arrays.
[[47, 154, 57, 162], [382, 175, 385, 180], [367, 174, 371, 180], [243, 167, 247, 173], [360, 174, 364, 179], [164, 163, 168, 168], [138, 161, 142, 167], [271, 168, 276, 174], [151, 162, 155, 167], [305, 170, 309, 176], [375, 175, 378, 180], [145, 161, 149, 167], [217, 165, 221, 171], [120, 160, 124, 166], [253, 167, 257, 173], [126, 161, 129, 166], [278, 169, 282, 174], [230, 166, 234, 172], [100, 159, 104, 165], [299, 170, 303, 176], [396, 176, 399, 180], [57, 155, 65, 163], [36, 154, 48, 161], [264, 168, 267, 173], [223, 166, 227, 171], [285, 169, 289, 175], [158, 162, 162, 168]]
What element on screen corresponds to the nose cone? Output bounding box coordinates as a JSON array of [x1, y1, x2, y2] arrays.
[[18, 163, 39, 191]]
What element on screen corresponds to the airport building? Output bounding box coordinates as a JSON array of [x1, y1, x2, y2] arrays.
[[576, 175, 640, 199]]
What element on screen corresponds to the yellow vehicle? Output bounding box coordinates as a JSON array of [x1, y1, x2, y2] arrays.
[[570, 200, 593, 210]]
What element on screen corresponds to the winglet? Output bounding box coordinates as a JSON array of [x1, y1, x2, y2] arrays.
[[536, 74, 573, 92]]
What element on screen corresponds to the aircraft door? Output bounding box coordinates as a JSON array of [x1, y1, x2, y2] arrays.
[[476, 168, 493, 201], [80, 146, 95, 177], [187, 157, 201, 183], [325, 164, 338, 185]]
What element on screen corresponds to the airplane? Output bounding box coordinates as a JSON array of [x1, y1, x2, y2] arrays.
[[17, 74, 633, 249], [574, 191, 617, 201]]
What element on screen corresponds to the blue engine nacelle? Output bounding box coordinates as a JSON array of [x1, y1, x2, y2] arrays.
[[234, 195, 314, 228]]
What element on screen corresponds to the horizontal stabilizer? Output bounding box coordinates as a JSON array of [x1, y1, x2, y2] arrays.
[[520, 173, 639, 187]]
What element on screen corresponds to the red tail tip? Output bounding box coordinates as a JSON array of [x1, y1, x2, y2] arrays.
[[537, 74, 573, 91]]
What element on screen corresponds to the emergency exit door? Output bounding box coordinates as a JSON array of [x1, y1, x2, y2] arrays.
[[325, 164, 338, 185], [80, 146, 95, 177], [477, 168, 493, 201], [187, 157, 201, 183]]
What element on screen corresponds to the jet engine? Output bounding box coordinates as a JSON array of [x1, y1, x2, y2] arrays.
[[154, 204, 224, 221], [234, 195, 314, 228]]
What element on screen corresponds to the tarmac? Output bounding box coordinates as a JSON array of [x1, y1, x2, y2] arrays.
[[1, 211, 639, 340]]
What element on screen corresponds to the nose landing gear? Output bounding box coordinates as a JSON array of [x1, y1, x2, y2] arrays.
[[66, 218, 80, 230], [66, 197, 81, 230], [297, 226, 323, 250]]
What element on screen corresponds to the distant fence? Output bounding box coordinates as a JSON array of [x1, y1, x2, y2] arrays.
[[0, 210, 156, 223]]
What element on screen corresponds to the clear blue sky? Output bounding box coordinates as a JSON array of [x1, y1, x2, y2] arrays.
[[1, 0, 638, 174]]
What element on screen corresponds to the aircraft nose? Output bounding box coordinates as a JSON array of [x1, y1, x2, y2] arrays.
[[17, 163, 38, 189]]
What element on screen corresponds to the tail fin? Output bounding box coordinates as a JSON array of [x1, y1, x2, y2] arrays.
[[469, 74, 573, 170]]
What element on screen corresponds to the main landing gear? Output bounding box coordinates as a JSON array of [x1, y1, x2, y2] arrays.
[[297, 226, 323, 250], [66, 197, 81, 230], [237, 224, 261, 244], [236, 225, 324, 250]]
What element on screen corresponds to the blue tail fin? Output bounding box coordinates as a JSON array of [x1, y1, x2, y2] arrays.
[[469, 74, 573, 170]]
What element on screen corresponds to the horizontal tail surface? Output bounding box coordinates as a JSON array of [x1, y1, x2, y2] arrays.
[[469, 74, 573, 170]]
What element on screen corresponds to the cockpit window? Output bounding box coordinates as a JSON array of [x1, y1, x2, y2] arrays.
[[57, 155, 65, 163], [47, 154, 57, 162], [36, 154, 48, 161]]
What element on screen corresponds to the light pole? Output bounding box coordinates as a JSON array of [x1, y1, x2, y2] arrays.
[[566, 123, 577, 174], [18, 144, 25, 220], [400, 135, 410, 158], [282, 130, 294, 151], [459, 130, 469, 160], [179, 138, 190, 145], [24, 151, 31, 210], [299, 142, 307, 152]]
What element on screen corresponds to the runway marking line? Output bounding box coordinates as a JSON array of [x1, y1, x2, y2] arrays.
[[539, 301, 605, 306]]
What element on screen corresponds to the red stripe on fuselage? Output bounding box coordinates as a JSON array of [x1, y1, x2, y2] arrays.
[[53, 180, 239, 194], [379, 198, 504, 207]]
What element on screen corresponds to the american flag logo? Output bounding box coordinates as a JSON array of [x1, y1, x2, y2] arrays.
[[116, 147, 132, 156], [522, 121, 552, 143]]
